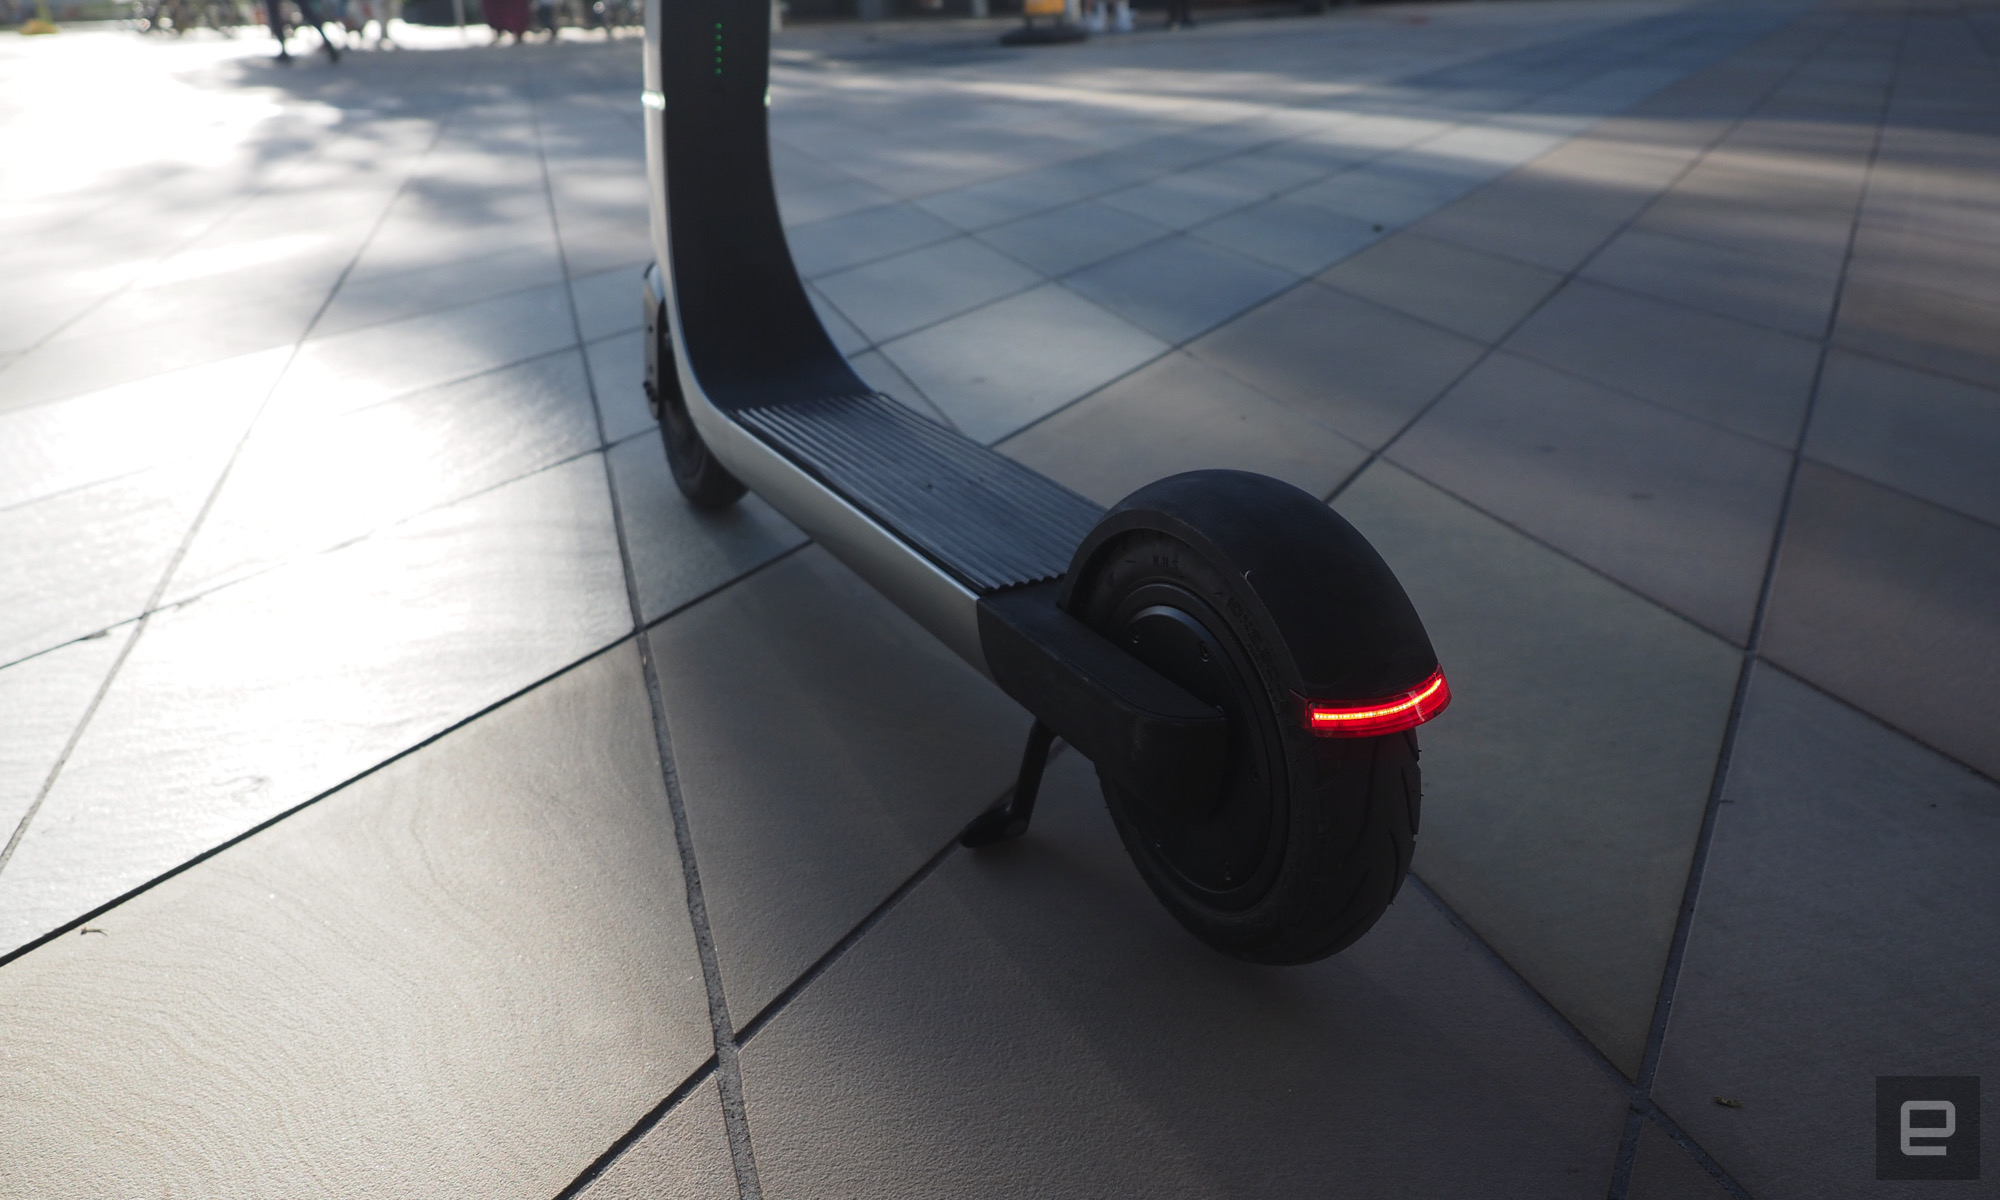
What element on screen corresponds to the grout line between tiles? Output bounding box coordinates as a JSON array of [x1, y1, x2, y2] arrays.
[[1608, 9, 1906, 1198], [733, 818, 971, 1046], [552, 1056, 722, 1200], [725, 744, 1074, 1050], [0, 322, 662, 676], [0, 103, 470, 892], [987, 43, 1807, 453], [527, 56, 768, 1200], [1322, 50, 1827, 519], [1403, 874, 1635, 1092], [0, 429, 671, 682], [792, 5, 1788, 376], [1635, 1100, 1756, 1200], [0, 126, 410, 377], [142, 439, 615, 621], [0, 634, 636, 971], [0, 496, 799, 974], [631, 626, 767, 1200], [1363, 459, 1760, 649]]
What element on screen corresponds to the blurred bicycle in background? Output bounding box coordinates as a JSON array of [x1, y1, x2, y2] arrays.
[[533, 0, 635, 39], [134, 0, 250, 34]]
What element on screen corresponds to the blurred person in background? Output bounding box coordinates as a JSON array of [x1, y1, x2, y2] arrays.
[[341, 0, 398, 46], [269, 0, 343, 61], [487, 0, 529, 42]]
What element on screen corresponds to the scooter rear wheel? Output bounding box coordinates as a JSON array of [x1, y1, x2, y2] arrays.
[[1069, 524, 1420, 964]]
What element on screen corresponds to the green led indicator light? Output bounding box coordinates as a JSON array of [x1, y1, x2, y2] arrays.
[[714, 21, 723, 75]]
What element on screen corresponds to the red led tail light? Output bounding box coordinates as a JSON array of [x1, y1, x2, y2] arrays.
[[1298, 668, 1451, 738]]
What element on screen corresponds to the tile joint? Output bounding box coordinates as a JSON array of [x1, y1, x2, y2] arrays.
[[534, 58, 768, 1196], [1608, 10, 1907, 1199]]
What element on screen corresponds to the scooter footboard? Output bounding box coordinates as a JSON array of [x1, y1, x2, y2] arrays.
[[735, 393, 1100, 595]]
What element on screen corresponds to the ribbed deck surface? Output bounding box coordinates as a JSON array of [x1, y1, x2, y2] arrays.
[[737, 394, 1104, 593]]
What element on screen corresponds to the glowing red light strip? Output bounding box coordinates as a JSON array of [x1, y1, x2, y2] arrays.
[[1300, 668, 1450, 737]]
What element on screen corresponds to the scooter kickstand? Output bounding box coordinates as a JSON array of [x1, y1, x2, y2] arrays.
[[960, 720, 1056, 848]]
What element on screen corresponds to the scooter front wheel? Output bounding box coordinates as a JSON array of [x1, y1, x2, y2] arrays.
[[1065, 479, 1424, 964], [647, 338, 745, 511]]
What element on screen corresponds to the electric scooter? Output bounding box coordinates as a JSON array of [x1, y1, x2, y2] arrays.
[[636, 0, 1451, 963]]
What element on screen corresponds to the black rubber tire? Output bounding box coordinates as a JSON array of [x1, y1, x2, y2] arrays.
[[1071, 528, 1420, 964], [648, 344, 745, 511]]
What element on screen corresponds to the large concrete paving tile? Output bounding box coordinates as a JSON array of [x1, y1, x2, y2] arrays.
[[1064, 236, 1298, 345], [1539, 63, 1691, 117], [347, 214, 544, 287], [1863, 170, 2000, 255], [0, 306, 306, 416], [1633, 183, 1856, 282], [1190, 196, 1383, 277], [587, 329, 657, 444], [1289, 163, 1482, 231], [1504, 279, 1820, 448], [1320, 232, 1564, 345], [778, 178, 900, 228], [1652, 666, 2000, 1200], [0, 460, 212, 668], [1096, 168, 1267, 231], [1582, 228, 1839, 340], [1194, 143, 1342, 197], [1641, 130, 1866, 215], [0, 631, 130, 844], [55, 257, 345, 349], [1400, 124, 1565, 184], [168, 350, 602, 603], [549, 188, 653, 280], [805, 283, 871, 357], [738, 752, 1631, 1200], [1627, 1121, 1732, 1200], [0, 346, 281, 512], [0, 455, 631, 955], [1847, 221, 2000, 310], [572, 262, 649, 343], [649, 548, 1028, 1032], [606, 436, 807, 624], [1102, 122, 1277, 178], [813, 237, 1040, 345], [846, 348, 953, 426], [1832, 275, 2000, 394], [785, 202, 960, 280], [882, 283, 1167, 444], [314, 243, 567, 339], [577, 1077, 739, 1200], [1391, 353, 1791, 643], [1409, 151, 1684, 274], [1707, 115, 1878, 175], [1761, 462, 2000, 781], [912, 159, 1126, 232], [999, 350, 1366, 506], [0, 288, 98, 364], [278, 284, 581, 426], [1336, 463, 1742, 1076], [0, 644, 714, 1197], [1188, 282, 1487, 450], [973, 200, 1171, 278], [1535, 133, 1710, 188], [1806, 350, 2000, 528]]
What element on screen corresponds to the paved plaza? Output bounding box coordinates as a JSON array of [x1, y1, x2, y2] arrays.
[[2, 1, 1998, 1195]]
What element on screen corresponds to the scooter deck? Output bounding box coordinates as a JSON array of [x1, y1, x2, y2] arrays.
[[735, 392, 1102, 594]]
